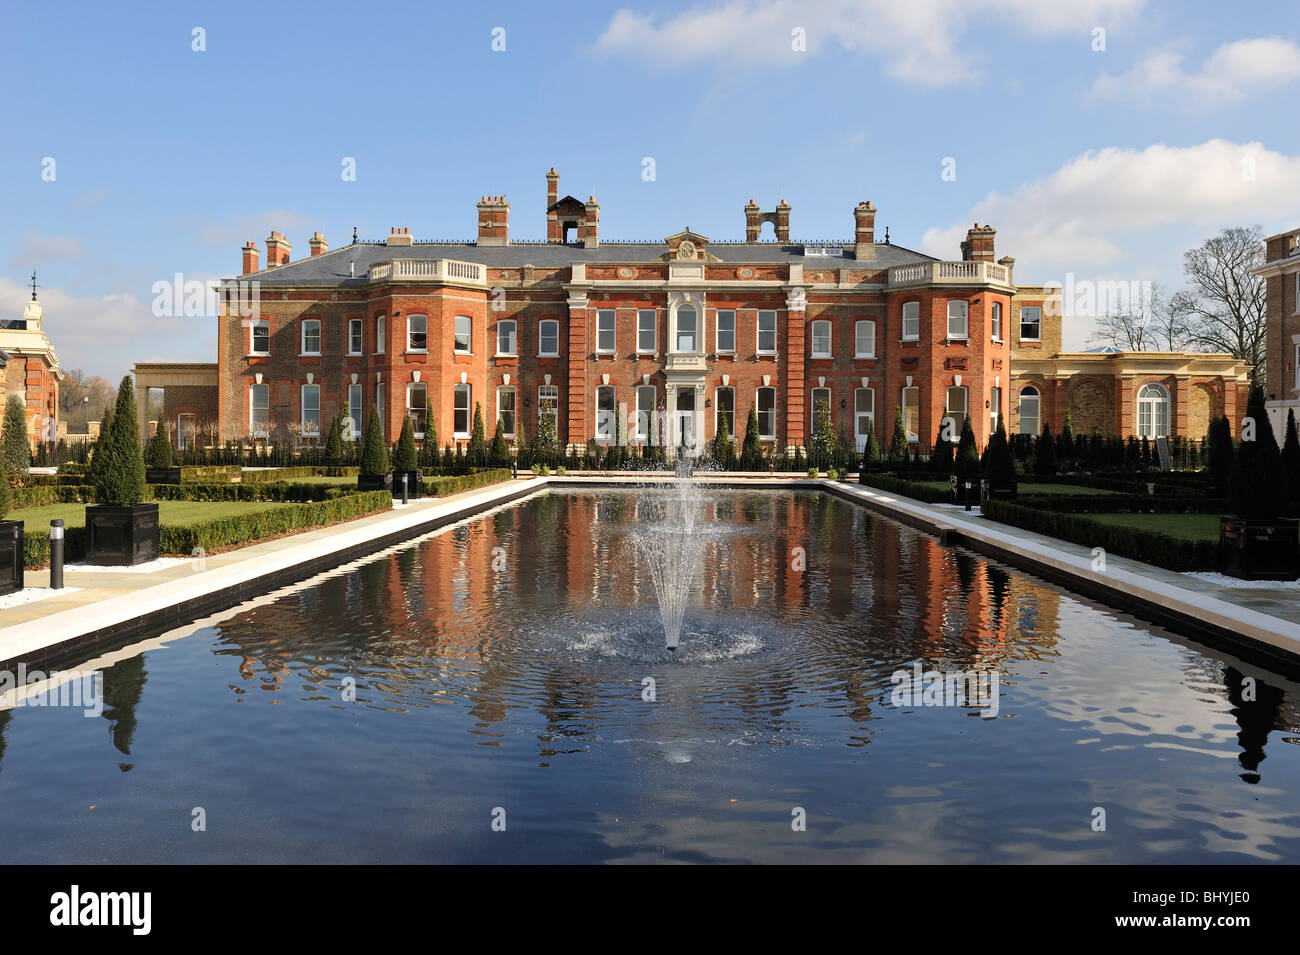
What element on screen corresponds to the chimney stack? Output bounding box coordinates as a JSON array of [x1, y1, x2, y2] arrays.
[[265, 231, 291, 268], [854, 201, 876, 260], [477, 195, 510, 246], [386, 226, 413, 247], [961, 223, 996, 262], [546, 167, 561, 244], [579, 196, 600, 248], [775, 199, 790, 243], [309, 232, 329, 256], [745, 199, 761, 243], [242, 240, 260, 275]]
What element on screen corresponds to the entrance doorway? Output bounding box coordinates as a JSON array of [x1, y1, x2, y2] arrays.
[[675, 388, 696, 452]]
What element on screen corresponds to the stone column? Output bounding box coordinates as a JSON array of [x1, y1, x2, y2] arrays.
[[784, 289, 806, 452], [566, 293, 589, 452]]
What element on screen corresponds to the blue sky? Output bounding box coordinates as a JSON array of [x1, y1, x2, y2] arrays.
[[2, 0, 1299, 380]]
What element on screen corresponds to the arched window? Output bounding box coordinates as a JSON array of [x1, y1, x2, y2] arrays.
[[1136, 383, 1170, 438], [1018, 386, 1040, 435]]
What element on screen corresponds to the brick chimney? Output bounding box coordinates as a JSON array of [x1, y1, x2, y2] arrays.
[[309, 232, 329, 256], [854, 201, 876, 260], [775, 199, 791, 243], [477, 195, 510, 246], [546, 167, 561, 244], [961, 223, 996, 262], [266, 231, 292, 268], [579, 196, 599, 248], [386, 226, 413, 247], [242, 240, 260, 275], [745, 199, 761, 243]]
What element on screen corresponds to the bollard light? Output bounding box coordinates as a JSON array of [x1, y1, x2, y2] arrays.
[[401, 472, 409, 506], [49, 519, 65, 589], [964, 481, 973, 512]]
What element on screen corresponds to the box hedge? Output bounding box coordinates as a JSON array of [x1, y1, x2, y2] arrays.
[[982, 499, 1217, 571], [856, 473, 953, 504], [421, 469, 512, 497]]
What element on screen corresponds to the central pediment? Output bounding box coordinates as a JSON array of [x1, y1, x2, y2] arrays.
[[664, 229, 711, 261]]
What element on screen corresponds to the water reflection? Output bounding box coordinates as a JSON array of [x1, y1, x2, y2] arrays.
[[0, 489, 1297, 863]]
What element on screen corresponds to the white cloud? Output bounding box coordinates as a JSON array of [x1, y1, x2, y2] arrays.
[[593, 0, 1145, 86], [194, 210, 315, 250], [0, 277, 214, 383], [7, 232, 86, 271], [921, 139, 1300, 347], [1091, 37, 1300, 108]]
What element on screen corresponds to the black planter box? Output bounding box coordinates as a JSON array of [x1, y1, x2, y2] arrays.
[[391, 469, 423, 498], [357, 473, 393, 493], [950, 477, 979, 507], [982, 480, 1018, 503], [0, 519, 24, 597], [146, 467, 182, 485], [86, 503, 159, 566], [1220, 517, 1299, 581]]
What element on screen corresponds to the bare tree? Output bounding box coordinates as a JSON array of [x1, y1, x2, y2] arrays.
[[1178, 225, 1267, 381], [1087, 282, 1192, 351]]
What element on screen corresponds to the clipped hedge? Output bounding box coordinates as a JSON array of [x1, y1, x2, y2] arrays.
[[238, 465, 359, 483], [982, 499, 1218, 572], [7, 473, 85, 488], [856, 473, 953, 505], [179, 465, 242, 484], [22, 490, 393, 568], [422, 469, 512, 497], [149, 481, 353, 503], [58, 462, 90, 476], [1014, 493, 1231, 515], [12, 485, 92, 507]]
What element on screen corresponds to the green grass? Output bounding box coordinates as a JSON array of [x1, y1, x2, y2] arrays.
[[1085, 512, 1222, 543], [13, 500, 295, 534], [910, 480, 1119, 497]]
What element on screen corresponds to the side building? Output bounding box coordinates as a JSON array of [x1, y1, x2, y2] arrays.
[[0, 283, 63, 447], [1256, 226, 1300, 436]]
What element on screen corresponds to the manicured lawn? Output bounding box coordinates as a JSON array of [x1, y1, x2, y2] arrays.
[[910, 480, 1119, 497], [13, 500, 295, 534], [1085, 512, 1222, 543]]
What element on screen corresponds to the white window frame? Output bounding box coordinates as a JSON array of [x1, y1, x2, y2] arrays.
[[855, 319, 876, 358], [497, 319, 517, 357], [810, 387, 831, 438], [1295, 272, 1300, 314], [989, 385, 1001, 435], [407, 382, 428, 438], [854, 388, 874, 451], [902, 302, 920, 341], [497, 386, 516, 438], [376, 383, 386, 439], [407, 314, 428, 353], [947, 300, 969, 340], [301, 383, 321, 436], [716, 310, 736, 354], [454, 315, 472, 355], [538, 385, 559, 432], [250, 319, 269, 356], [176, 413, 196, 453], [595, 384, 616, 442], [674, 305, 698, 354], [539, 319, 560, 357], [1020, 306, 1041, 342], [757, 387, 776, 440], [715, 386, 735, 440], [991, 302, 1002, 341], [757, 310, 777, 355], [810, 320, 832, 358], [347, 382, 363, 441], [301, 319, 321, 356], [945, 385, 968, 433], [596, 309, 616, 354], [375, 315, 385, 354], [1018, 386, 1040, 435], [902, 386, 920, 441], [1295, 343, 1300, 390], [637, 309, 656, 355], [635, 384, 656, 442], [250, 383, 269, 436], [348, 318, 363, 356], [1136, 383, 1170, 439], [453, 383, 471, 438]]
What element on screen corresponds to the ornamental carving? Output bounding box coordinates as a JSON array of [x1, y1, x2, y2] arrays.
[[677, 240, 697, 260]]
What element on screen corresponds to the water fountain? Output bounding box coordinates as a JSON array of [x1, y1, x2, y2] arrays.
[[633, 454, 709, 650]]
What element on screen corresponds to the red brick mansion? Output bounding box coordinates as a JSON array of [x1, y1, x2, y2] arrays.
[[214, 168, 1022, 457]]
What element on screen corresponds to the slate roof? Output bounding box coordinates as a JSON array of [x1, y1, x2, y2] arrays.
[[236, 240, 936, 287]]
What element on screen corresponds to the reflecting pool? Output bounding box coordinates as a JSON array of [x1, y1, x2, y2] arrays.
[[1, 489, 1298, 863]]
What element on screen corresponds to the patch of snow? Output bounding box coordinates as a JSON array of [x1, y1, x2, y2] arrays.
[[1182, 571, 1300, 590], [64, 557, 195, 574], [0, 586, 82, 610]]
